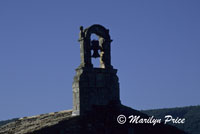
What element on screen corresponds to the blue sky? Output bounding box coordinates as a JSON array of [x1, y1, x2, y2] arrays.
[[0, 0, 200, 120]]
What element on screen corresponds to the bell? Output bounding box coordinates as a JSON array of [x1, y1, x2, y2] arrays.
[[92, 49, 100, 58], [91, 40, 100, 58]]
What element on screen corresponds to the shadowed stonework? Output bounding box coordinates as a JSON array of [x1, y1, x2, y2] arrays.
[[0, 24, 186, 134], [73, 25, 120, 115]]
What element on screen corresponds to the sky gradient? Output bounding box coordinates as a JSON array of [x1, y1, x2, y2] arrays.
[[0, 0, 200, 120]]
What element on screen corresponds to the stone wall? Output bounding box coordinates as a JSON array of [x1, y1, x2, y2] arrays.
[[72, 67, 120, 115]]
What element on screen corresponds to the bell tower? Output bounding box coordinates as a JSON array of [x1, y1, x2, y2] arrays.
[[72, 24, 120, 115]]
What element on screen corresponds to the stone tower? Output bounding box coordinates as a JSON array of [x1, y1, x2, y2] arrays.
[[72, 24, 121, 115]]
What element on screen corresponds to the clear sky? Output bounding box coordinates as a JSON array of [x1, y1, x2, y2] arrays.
[[0, 0, 200, 120]]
